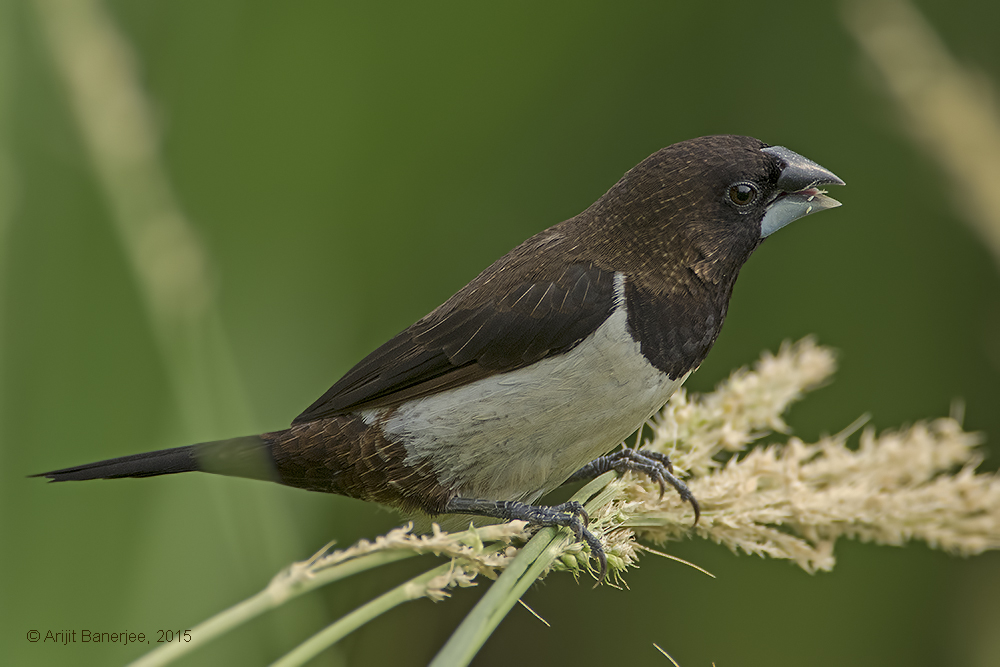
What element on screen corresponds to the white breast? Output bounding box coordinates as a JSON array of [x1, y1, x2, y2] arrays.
[[366, 273, 688, 503]]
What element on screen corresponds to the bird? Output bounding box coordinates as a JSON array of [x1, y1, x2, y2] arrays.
[[33, 135, 843, 580]]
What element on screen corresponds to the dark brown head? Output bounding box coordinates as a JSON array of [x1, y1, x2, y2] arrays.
[[575, 134, 843, 289]]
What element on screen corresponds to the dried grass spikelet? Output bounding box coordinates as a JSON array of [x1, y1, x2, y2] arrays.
[[616, 338, 998, 574]]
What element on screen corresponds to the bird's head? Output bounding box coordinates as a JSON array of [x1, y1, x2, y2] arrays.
[[587, 135, 844, 283]]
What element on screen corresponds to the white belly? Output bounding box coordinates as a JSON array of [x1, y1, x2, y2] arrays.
[[366, 274, 688, 502]]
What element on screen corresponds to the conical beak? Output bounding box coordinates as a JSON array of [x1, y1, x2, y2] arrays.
[[759, 145, 844, 238]]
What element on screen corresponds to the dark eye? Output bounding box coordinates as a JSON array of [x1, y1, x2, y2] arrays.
[[728, 182, 758, 207]]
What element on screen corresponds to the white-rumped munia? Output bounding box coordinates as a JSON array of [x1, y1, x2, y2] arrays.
[[34, 135, 844, 579]]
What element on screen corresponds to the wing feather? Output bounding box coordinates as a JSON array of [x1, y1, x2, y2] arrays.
[[293, 262, 617, 422]]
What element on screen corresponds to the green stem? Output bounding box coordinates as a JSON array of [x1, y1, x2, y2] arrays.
[[429, 472, 618, 667], [128, 549, 417, 667], [271, 562, 455, 667]]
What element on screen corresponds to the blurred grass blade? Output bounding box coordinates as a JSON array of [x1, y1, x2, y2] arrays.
[[31, 0, 321, 655], [31, 0, 248, 435], [843, 0, 1000, 272]]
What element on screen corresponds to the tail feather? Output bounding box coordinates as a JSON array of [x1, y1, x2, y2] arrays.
[[33, 435, 279, 484], [32, 446, 198, 481]]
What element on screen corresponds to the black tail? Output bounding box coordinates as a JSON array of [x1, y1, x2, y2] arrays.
[[32, 446, 199, 481], [32, 435, 279, 484]]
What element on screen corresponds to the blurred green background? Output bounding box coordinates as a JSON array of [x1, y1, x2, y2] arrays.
[[4, 1, 1000, 665]]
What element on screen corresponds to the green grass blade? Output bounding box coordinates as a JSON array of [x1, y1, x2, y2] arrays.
[[430, 472, 618, 667]]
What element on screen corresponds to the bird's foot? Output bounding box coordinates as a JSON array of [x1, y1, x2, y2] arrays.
[[444, 497, 607, 582], [566, 448, 700, 524]]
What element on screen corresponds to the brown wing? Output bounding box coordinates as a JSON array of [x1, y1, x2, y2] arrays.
[[293, 262, 617, 422]]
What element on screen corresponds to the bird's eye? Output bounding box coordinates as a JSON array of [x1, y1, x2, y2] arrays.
[[728, 182, 758, 207]]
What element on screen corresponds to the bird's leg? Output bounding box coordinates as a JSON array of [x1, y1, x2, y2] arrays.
[[565, 448, 700, 524], [444, 497, 608, 582]]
